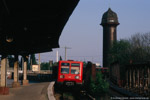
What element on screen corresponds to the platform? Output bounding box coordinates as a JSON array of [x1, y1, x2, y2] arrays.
[[0, 82, 50, 100]]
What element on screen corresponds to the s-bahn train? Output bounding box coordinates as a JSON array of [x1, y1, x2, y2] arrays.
[[57, 60, 83, 86]]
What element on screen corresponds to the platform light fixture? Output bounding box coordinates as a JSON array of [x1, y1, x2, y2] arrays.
[[6, 36, 13, 43]]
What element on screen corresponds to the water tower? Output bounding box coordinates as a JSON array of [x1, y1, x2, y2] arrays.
[[100, 8, 119, 67]]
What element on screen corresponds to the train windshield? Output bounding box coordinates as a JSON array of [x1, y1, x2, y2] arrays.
[[71, 63, 80, 74], [61, 63, 69, 74]]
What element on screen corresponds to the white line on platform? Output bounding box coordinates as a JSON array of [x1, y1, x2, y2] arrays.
[[47, 81, 56, 100]]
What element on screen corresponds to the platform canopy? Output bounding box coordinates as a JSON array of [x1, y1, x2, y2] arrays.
[[0, 0, 79, 55]]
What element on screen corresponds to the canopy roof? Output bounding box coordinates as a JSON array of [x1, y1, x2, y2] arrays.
[[0, 0, 79, 55]]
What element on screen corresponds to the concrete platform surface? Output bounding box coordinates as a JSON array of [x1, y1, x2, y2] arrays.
[[47, 81, 55, 100], [0, 82, 49, 100]]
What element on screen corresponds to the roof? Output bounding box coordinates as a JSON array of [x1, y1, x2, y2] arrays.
[[101, 8, 119, 25], [0, 0, 79, 55]]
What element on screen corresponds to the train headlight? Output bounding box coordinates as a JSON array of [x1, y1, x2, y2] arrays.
[[60, 75, 64, 78], [75, 76, 79, 79]]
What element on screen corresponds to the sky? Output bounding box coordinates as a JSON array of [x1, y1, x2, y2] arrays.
[[36, 0, 150, 66]]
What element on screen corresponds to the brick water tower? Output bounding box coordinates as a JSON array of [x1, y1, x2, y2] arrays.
[[100, 8, 119, 67]]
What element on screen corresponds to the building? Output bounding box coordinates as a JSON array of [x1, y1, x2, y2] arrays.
[[100, 8, 119, 67]]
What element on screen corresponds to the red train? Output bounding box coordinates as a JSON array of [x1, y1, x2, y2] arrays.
[[57, 60, 83, 86]]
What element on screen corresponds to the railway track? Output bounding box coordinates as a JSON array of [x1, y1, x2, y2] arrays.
[[54, 86, 130, 100], [54, 79, 149, 100], [54, 88, 92, 100], [54, 82, 124, 100], [61, 90, 89, 100], [54, 83, 95, 100]]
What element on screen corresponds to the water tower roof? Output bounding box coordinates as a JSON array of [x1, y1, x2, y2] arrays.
[[101, 8, 119, 25]]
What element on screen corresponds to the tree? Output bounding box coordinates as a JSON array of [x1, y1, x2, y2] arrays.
[[41, 62, 50, 70], [20, 57, 23, 69], [109, 32, 150, 64], [59, 56, 62, 61], [30, 54, 37, 65], [109, 40, 131, 65], [128, 32, 150, 62], [88, 72, 109, 97], [8, 55, 15, 67]]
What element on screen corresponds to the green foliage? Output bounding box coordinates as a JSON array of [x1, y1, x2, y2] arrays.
[[128, 33, 150, 62], [109, 40, 131, 65], [8, 55, 14, 67], [53, 62, 58, 66], [19, 57, 23, 69], [88, 72, 109, 96], [109, 32, 150, 64], [83, 61, 87, 67], [59, 56, 62, 61], [41, 62, 51, 70], [30, 54, 37, 65], [27, 59, 30, 70]]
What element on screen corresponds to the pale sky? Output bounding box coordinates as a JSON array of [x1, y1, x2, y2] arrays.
[[36, 0, 150, 66]]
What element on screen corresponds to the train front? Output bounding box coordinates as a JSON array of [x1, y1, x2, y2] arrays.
[[57, 61, 83, 86]]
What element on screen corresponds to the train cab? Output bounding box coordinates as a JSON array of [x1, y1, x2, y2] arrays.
[[57, 60, 83, 86]]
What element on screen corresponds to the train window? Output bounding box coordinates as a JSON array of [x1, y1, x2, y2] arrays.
[[71, 63, 80, 67], [61, 66, 69, 74], [61, 63, 70, 74], [61, 63, 70, 66], [71, 67, 80, 74]]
